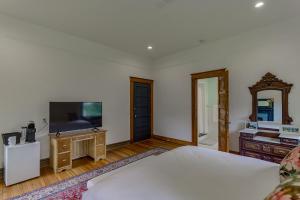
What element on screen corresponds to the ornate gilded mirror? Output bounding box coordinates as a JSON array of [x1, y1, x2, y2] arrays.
[[249, 73, 293, 124]]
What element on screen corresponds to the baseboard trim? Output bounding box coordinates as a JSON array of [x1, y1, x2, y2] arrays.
[[152, 134, 192, 145]]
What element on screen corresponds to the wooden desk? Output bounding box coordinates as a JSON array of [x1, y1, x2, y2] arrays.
[[50, 130, 106, 173]]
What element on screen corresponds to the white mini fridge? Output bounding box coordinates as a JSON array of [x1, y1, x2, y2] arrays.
[[4, 141, 40, 186]]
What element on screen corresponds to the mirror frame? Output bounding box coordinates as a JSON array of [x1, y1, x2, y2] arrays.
[[249, 72, 293, 124]]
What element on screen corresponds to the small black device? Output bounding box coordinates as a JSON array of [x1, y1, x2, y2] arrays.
[[2, 132, 22, 145], [25, 121, 36, 143]]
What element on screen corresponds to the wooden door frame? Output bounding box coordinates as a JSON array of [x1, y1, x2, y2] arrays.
[[191, 68, 229, 149], [130, 77, 154, 143]]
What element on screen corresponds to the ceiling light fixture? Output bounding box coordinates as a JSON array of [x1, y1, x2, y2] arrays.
[[147, 45, 153, 50], [255, 1, 265, 8]]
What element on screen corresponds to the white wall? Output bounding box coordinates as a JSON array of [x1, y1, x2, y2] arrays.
[[0, 14, 152, 165], [153, 17, 300, 151]]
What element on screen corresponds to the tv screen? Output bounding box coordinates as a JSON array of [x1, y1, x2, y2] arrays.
[[49, 102, 102, 133]]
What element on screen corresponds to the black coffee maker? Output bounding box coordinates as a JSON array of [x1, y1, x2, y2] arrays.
[[25, 121, 36, 143]]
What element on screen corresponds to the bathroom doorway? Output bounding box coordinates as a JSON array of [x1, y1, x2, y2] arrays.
[[191, 69, 229, 152], [197, 77, 219, 150]]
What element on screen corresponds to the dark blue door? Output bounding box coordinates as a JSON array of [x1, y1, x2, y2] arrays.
[[133, 82, 151, 142]]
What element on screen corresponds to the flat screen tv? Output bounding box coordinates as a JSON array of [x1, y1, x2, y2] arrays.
[[49, 102, 102, 133]]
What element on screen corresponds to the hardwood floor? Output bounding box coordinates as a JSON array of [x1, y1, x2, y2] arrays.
[[0, 139, 183, 200]]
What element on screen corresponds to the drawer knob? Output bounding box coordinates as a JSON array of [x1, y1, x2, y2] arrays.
[[63, 145, 67, 148], [62, 159, 67, 162]]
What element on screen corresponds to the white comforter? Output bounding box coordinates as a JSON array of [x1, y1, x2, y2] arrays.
[[83, 146, 279, 200]]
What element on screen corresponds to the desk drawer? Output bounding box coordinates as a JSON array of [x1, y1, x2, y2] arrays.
[[242, 140, 261, 152], [57, 139, 71, 153], [73, 135, 94, 142], [273, 146, 291, 157], [241, 139, 293, 156], [96, 134, 105, 145], [57, 152, 71, 168], [240, 132, 254, 139], [96, 145, 105, 157]]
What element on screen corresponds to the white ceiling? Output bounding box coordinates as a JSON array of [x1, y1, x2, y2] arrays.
[[0, 0, 299, 59]]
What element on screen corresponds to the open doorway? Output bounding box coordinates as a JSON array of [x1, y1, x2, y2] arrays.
[[191, 69, 229, 152], [197, 77, 219, 150]]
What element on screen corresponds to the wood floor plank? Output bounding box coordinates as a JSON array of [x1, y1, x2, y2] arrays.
[[0, 139, 182, 200]]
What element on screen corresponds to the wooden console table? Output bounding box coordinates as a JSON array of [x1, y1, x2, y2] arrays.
[[50, 129, 106, 173], [240, 129, 298, 164]]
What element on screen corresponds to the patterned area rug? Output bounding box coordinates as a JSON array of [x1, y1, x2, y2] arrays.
[[11, 148, 167, 200]]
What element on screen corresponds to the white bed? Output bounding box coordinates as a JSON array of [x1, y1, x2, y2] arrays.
[[83, 146, 279, 200]]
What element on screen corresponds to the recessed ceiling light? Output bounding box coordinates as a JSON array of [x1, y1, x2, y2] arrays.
[[147, 45, 153, 50], [255, 1, 265, 8]]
